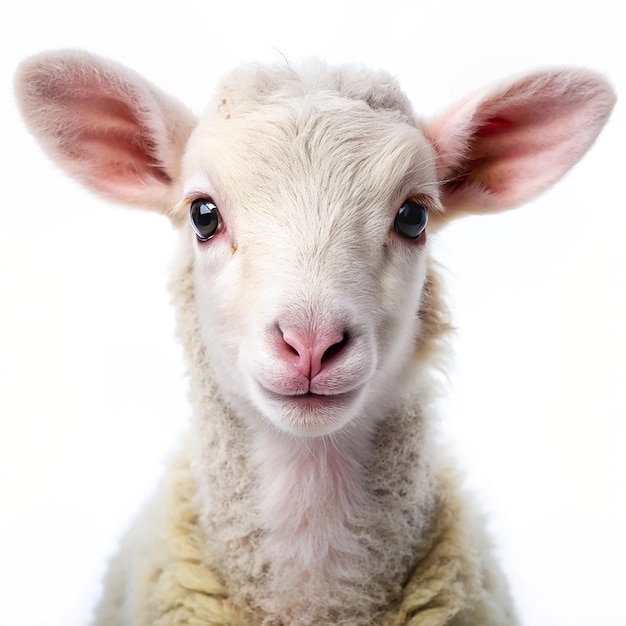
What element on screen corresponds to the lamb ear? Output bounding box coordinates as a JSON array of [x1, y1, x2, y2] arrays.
[[423, 68, 616, 221], [15, 50, 197, 213]]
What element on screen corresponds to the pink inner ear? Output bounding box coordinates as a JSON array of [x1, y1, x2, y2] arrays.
[[65, 96, 172, 188], [21, 63, 171, 197], [476, 116, 513, 137], [427, 69, 616, 216], [16, 50, 197, 210]]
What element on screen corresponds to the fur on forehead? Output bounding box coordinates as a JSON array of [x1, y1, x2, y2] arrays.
[[210, 59, 416, 119], [184, 110, 438, 222], [182, 63, 438, 217]]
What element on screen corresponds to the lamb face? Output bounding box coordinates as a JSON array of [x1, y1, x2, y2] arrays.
[[181, 95, 439, 436]]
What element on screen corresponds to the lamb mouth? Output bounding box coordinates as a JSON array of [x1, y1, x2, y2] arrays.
[[255, 383, 365, 436], [258, 384, 360, 406]]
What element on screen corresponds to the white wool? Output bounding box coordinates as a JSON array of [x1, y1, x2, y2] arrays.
[[14, 50, 615, 625]]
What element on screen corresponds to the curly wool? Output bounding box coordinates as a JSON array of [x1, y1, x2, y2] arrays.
[[98, 452, 496, 626]]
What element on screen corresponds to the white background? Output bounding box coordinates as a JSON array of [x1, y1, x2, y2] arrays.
[[0, 2, 624, 625]]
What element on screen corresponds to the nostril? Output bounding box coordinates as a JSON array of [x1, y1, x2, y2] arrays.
[[321, 332, 349, 364], [278, 326, 351, 380], [280, 327, 303, 357]]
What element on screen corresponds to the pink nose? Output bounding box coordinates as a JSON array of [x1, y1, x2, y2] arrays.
[[280, 327, 349, 380]]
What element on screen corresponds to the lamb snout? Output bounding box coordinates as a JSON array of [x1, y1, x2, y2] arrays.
[[261, 318, 375, 397], [244, 310, 378, 435], [279, 325, 349, 382]]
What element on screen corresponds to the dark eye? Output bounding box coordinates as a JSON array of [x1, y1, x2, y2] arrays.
[[190, 198, 221, 241], [394, 200, 428, 240]]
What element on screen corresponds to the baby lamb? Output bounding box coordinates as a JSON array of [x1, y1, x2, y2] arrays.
[[15, 51, 615, 626]]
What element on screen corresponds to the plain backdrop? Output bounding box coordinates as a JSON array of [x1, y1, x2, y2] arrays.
[[0, 2, 624, 625]]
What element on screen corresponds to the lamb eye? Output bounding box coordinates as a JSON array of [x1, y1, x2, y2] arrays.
[[190, 198, 221, 241], [394, 201, 428, 240]]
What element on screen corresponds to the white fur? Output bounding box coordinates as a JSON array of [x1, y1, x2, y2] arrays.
[[14, 51, 616, 625]]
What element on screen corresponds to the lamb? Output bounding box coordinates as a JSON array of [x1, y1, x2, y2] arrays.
[[15, 50, 615, 626]]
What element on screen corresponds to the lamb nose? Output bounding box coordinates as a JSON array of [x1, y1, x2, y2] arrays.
[[281, 327, 349, 379]]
